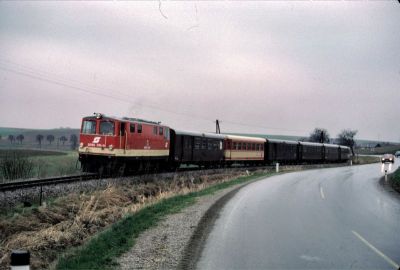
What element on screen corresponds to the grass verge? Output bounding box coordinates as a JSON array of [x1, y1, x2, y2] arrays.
[[389, 167, 400, 193], [55, 171, 270, 270], [352, 155, 381, 165]]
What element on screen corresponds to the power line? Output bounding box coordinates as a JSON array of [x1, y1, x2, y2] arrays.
[[0, 61, 309, 134]]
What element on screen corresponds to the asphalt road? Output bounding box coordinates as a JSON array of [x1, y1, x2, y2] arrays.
[[196, 161, 400, 269]]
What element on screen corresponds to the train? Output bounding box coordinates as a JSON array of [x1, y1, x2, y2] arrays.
[[78, 113, 352, 174]]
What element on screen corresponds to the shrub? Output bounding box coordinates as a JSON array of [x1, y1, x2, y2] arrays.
[[0, 151, 34, 181]]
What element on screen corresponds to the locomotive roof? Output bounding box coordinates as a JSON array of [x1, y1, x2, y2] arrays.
[[224, 134, 266, 143], [174, 130, 225, 140], [83, 114, 164, 126]]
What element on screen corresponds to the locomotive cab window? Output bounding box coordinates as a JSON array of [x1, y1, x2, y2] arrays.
[[164, 128, 169, 140], [100, 121, 114, 135], [153, 126, 158, 135], [130, 123, 135, 133], [82, 120, 96, 134], [137, 124, 142, 133], [159, 127, 163, 136]]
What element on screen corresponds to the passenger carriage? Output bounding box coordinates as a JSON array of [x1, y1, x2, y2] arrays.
[[169, 130, 225, 168], [299, 142, 324, 163], [265, 139, 299, 164], [323, 144, 340, 162], [223, 135, 265, 165]]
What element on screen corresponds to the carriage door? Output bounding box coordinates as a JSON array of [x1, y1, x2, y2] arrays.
[[182, 136, 192, 161], [120, 122, 126, 152]]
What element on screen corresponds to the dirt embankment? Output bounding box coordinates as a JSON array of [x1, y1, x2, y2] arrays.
[[0, 169, 251, 269]]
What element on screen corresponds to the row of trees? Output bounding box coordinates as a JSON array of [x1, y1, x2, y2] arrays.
[[307, 128, 357, 155], [7, 134, 25, 144], [4, 134, 79, 149]]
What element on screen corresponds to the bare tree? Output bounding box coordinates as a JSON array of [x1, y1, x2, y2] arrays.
[[337, 129, 357, 155], [8, 135, 15, 144], [36, 134, 44, 148], [309, 128, 330, 143], [16, 134, 24, 144], [70, 134, 78, 149], [46, 134, 55, 145], [60, 136, 68, 145]]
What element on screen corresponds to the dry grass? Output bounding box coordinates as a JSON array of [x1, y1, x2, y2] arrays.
[[0, 170, 247, 269]]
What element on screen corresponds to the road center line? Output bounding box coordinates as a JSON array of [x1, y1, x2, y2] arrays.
[[352, 230, 400, 270], [319, 186, 325, 200]]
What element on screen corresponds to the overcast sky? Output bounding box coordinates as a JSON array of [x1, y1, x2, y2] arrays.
[[0, 1, 399, 141]]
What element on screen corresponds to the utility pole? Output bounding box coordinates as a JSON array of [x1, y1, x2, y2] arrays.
[[216, 120, 221, 134]]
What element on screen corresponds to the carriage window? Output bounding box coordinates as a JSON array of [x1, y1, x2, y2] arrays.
[[137, 124, 142, 133], [213, 141, 218, 150], [233, 142, 237, 150], [202, 139, 207, 149], [159, 127, 163, 136], [194, 137, 201, 149], [208, 141, 213, 150], [100, 121, 114, 135], [185, 139, 191, 149], [238, 143, 242, 150], [260, 144, 264, 151], [130, 123, 135, 133], [153, 126, 158, 135], [247, 143, 251, 150], [82, 120, 96, 134]]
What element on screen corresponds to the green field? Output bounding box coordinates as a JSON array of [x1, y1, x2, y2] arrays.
[[356, 145, 400, 155], [0, 149, 80, 181]]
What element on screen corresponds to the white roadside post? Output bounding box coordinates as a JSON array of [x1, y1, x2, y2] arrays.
[[276, 163, 279, 173], [10, 250, 30, 270]]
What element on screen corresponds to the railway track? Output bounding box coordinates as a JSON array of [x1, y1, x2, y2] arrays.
[[0, 165, 268, 192], [0, 173, 98, 192], [0, 162, 346, 193]]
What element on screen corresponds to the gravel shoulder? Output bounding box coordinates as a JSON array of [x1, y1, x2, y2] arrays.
[[117, 179, 253, 270]]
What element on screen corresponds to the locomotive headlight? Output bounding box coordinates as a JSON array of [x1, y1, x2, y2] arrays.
[[79, 142, 84, 148], [109, 144, 114, 150]]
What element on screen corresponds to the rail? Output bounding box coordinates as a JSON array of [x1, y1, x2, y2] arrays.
[[0, 173, 98, 192]]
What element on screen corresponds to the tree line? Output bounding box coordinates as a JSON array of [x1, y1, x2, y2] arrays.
[[304, 128, 357, 155], [4, 134, 79, 149]]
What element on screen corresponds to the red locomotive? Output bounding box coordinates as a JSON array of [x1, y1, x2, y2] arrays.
[[79, 113, 170, 174]]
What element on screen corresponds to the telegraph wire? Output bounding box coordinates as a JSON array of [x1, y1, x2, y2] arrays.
[[0, 61, 308, 134]]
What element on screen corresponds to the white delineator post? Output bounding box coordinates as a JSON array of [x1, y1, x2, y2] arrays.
[[10, 250, 30, 270], [276, 163, 279, 173]]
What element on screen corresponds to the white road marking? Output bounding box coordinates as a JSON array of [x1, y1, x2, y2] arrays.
[[319, 186, 325, 200], [352, 230, 399, 269]]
